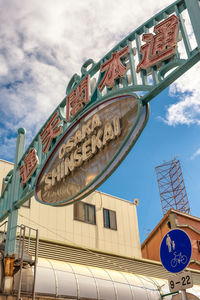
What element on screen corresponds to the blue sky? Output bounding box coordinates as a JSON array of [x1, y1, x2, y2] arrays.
[[101, 87, 200, 242], [0, 0, 200, 243]]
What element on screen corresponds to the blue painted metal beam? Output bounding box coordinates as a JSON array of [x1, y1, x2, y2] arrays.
[[142, 49, 200, 104]]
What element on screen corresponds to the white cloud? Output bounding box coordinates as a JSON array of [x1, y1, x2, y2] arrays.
[[1, 0, 200, 160], [164, 90, 200, 126], [0, 55, 8, 76], [191, 148, 200, 160], [0, 136, 19, 161], [170, 62, 200, 96], [164, 62, 200, 126], [0, 0, 173, 160], [163, 8, 200, 127]]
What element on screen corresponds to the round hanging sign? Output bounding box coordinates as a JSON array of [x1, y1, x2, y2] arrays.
[[35, 94, 149, 206]]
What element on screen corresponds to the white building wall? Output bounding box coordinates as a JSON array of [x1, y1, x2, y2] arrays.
[[0, 159, 141, 258]]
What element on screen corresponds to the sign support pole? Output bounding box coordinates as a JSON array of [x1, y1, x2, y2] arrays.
[[181, 290, 188, 300], [4, 128, 26, 293]]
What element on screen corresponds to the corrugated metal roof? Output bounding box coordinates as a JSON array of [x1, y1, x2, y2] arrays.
[[13, 258, 200, 300], [25, 238, 200, 285]]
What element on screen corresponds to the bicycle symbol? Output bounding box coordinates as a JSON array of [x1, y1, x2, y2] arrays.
[[170, 252, 187, 268]]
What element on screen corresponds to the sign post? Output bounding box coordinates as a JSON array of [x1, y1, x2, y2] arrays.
[[4, 128, 26, 293], [160, 229, 193, 300], [168, 271, 193, 293]]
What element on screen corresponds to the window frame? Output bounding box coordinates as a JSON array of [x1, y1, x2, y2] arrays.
[[197, 240, 200, 253], [74, 201, 96, 225], [103, 208, 117, 230]]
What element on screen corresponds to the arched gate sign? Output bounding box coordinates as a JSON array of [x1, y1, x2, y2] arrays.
[[1, 0, 200, 255]]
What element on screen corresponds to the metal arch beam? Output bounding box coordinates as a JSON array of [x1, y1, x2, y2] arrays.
[[141, 49, 200, 104], [0, 0, 200, 218], [0, 0, 200, 256]]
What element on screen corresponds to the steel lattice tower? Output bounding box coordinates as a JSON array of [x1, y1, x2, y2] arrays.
[[155, 159, 191, 216]]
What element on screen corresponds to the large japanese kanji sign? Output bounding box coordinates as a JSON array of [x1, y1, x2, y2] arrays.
[[1, 0, 200, 213], [136, 15, 179, 73]]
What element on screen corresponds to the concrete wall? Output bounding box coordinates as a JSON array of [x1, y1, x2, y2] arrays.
[[141, 216, 169, 261], [0, 159, 13, 192], [175, 213, 200, 270], [0, 159, 141, 259]]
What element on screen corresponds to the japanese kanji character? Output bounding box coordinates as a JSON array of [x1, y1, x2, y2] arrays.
[[19, 148, 39, 187], [98, 46, 129, 92], [66, 75, 90, 122], [40, 110, 63, 153], [136, 15, 179, 73]]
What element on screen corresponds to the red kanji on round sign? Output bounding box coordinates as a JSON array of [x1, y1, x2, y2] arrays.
[[98, 46, 129, 91], [136, 15, 179, 73], [40, 110, 63, 153], [66, 75, 90, 122], [19, 148, 39, 187]]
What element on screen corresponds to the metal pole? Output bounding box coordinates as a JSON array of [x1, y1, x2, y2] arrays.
[[3, 129, 26, 294], [32, 230, 39, 300], [18, 225, 22, 259], [28, 227, 31, 252], [161, 291, 179, 298], [5, 128, 26, 257], [181, 290, 188, 300], [17, 225, 26, 300]]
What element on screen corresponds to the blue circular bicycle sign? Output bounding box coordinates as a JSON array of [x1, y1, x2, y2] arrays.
[[160, 229, 192, 273]]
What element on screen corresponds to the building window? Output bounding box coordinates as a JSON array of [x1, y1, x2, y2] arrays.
[[74, 202, 96, 225], [197, 240, 200, 253], [103, 209, 117, 230]]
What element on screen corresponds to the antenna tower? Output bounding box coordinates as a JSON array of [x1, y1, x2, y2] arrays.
[[155, 159, 191, 216]]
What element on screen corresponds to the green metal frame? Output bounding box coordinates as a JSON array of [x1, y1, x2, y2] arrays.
[[4, 128, 26, 256], [161, 291, 179, 298], [0, 0, 200, 256]]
